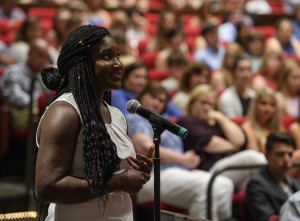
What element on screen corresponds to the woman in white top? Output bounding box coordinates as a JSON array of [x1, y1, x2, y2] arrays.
[[34, 25, 153, 221]]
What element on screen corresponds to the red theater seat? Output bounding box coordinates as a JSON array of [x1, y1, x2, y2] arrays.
[[251, 26, 275, 39], [148, 69, 171, 82], [0, 19, 16, 45], [140, 51, 159, 69]]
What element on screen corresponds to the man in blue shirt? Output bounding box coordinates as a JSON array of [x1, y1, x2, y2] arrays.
[[194, 22, 225, 72]]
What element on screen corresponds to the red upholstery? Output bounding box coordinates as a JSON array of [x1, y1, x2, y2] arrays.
[[230, 117, 246, 126], [138, 39, 149, 55], [229, 116, 296, 130], [0, 19, 16, 45], [281, 116, 296, 130], [268, 215, 279, 221], [27, 7, 57, 21], [184, 27, 201, 38], [182, 14, 194, 25], [148, 69, 170, 82], [185, 36, 196, 53], [149, 0, 165, 11], [232, 191, 251, 221], [145, 13, 159, 23], [140, 51, 159, 69], [267, 0, 283, 13], [27, 7, 57, 36], [251, 26, 275, 39]]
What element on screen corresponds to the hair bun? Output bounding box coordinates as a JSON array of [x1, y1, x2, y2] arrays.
[[41, 67, 63, 91]]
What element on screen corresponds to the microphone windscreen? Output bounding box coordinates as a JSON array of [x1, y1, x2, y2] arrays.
[[126, 99, 140, 113]]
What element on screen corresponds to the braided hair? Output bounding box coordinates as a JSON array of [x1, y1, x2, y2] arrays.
[[34, 25, 121, 216]]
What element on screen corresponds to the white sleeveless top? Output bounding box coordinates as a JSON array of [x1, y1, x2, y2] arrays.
[[37, 93, 135, 221]]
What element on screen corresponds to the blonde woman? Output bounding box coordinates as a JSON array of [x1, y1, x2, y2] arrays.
[[276, 59, 300, 117], [251, 51, 284, 92], [178, 84, 267, 189], [242, 89, 284, 154]]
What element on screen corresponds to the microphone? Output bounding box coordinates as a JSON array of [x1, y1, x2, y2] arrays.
[[126, 99, 188, 139]]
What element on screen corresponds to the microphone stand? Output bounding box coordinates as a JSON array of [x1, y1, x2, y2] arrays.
[[150, 123, 164, 221]]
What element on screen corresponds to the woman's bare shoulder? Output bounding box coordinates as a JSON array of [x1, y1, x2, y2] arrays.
[[39, 101, 81, 136]]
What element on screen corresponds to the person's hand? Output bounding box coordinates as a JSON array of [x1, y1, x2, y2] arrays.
[[119, 145, 154, 194], [118, 168, 150, 194], [207, 110, 225, 125], [182, 150, 201, 169], [127, 145, 154, 174]]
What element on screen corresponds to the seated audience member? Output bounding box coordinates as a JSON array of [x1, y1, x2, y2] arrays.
[[154, 26, 189, 71], [0, 40, 16, 67], [178, 84, 245, 171], [276, 59, 300, 118], [279, 190, 300, 221], [9, 17, 42, 64], [111, 62, 148, 115], [0, 38, 50, 176], [246, 132, 300, 221], [219, 56, 255, 118], [125, 6, 148, 56], [242, 89, 285, 154], [218, 9, 245, 44], [235, 22, 251, 51], [126, 82, 234, 221], [210, 42, 243, 94], [148, 10, 182, 52], [292, 6, 300, 41], [251, 51, 284, 92], [172, 62, 210, 115], [193, 22, 225, 72], [67, 0, 89, 25], [111, 62, 180, 118], [10, 17, 59, 66], [84, 0, 112, 27], [109, 10, 129, 33], [46, 7, 72, 50], [178, 84, 266, 189], [243, 32, 265, 72], [1, 38, 51, 132], [265, 18, 300, 59], [160, 51, 188, 93], [0, 0, 26, 21]]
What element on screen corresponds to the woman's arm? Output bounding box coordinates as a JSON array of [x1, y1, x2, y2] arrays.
[[35, 102, 95, 203], [289, 122, 300, 150], [35, 102, 150, 203], [204, 135, 239, 153], [242, 121, 260, 151], [208, 110, 245, 148]]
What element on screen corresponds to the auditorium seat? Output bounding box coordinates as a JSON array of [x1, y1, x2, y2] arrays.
[[251, 26, 275, 40], [148, 0, 165, 11], [145, 13, 159, 24], [27, 7, 57, 36], [0, 19, 16, 45], [281, 116, 296, 130], [148, 69, 170, 82], [268, 215, 279, 221], [140, 51, 159, 69]]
